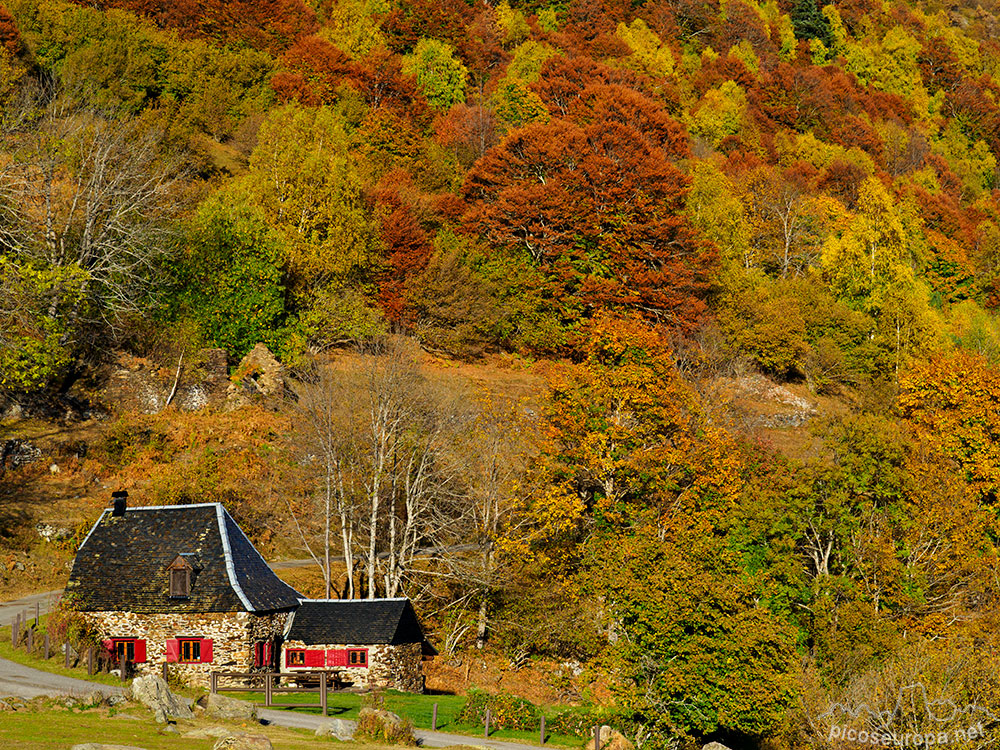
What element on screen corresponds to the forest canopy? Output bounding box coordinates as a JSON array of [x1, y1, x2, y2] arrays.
[[4, 0, 1000, 746]]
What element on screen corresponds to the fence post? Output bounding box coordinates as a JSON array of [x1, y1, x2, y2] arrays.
[[26, 626, 32, 654], [121, 659, 129, 682], [210, 672, 217, 694], [44, 632, 49, 660], [594, 725, 601, 750], [162, 662, 168, 683], [12, 614, 17, 647], [432, 702, 438, 731], [64, 642, 70, 668], [485, 708, 491, 738], [34, 602, 39, 627], [540, 716, 545, 745], [265, 673, 273, 707], [321, 672, 328, 717], [87, 648, 94, 676]]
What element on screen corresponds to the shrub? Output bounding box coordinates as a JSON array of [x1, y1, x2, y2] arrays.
[[546, 707, 619, 737], [456, 689, 540, 731], [355, 707, 417, 745]]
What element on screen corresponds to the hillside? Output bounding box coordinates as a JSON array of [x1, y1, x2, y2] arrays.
[[4, 0, 1000, 746]]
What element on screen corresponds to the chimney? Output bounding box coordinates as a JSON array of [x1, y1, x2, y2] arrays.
[[111, 490, 128, 517]]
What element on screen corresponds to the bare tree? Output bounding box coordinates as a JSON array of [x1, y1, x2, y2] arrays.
[[0, 91, 185, 344], [290, 337, 470, 600], [292, 367, 360, 599]]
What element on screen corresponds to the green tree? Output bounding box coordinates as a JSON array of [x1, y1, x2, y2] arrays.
[[175, 191, 291, 358], [401, 38, 467, 111]]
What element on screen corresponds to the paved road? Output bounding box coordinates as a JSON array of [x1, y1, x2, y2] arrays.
[[0, 656, 123, 699], [0, 589, 64, 627], [258, 708, 543, 750]]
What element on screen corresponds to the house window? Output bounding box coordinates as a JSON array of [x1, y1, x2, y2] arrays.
[[179, 638, 201, 663], [287, 649, 305, 666], [348, 649, 368, 666], [169, 567, 190, 598], [113, 639, 135, 662]]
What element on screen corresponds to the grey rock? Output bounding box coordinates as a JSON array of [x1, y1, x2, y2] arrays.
[[315, 718, 356, 740], [184, 726, 245, 740], [201, 692, 258, 722], [585, 727, 634, 750], [111, 714, 145, 721], [161, 725, 179, 734], [129, 675, 193, 723], [36, 522, 74, 542], [212, 736, 274, 750], [702, 743, 733, 750]]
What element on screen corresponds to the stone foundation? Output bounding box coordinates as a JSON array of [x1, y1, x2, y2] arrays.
[[280, 640, 424, 693], [82, 610, 290, 686]]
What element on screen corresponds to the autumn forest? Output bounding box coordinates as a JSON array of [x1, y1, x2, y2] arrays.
[[3, 0, 1000, 745]]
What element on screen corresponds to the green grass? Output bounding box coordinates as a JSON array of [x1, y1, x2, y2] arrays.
[[0, 705, 408, 750], [221, 688, 580, 747]]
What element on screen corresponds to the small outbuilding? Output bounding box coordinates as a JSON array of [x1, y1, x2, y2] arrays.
[[281, 598, 435, 693]]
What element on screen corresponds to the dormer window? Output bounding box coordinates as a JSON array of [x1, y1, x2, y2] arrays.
[[168, 555, 193, 599]]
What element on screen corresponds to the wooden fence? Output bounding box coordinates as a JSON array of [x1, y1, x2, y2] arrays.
[[210, 671, 329, 715]]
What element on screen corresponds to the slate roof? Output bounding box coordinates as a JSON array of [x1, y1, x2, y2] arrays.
[[66, 502, 302, 614], [286, 598, 435, 652]]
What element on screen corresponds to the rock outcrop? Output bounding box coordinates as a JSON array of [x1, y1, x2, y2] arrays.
[[315, 718, 356, 740], [128, 675, 193, 723], [199, 692, 258, 722]]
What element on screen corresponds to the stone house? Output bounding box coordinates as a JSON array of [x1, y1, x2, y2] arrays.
[[64, 494, 302, 685], [280, 599, 434, 692], [65, 494, 435, 692]]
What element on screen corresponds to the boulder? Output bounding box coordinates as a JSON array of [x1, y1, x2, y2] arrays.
[[200, 692, 259, 722], [584, 726, 634, 750], [702, 744, 732, 750], [184, 726, 246, 740], [129, 675, 193, 723], [315, 718, 356, 740], [212, 736, 274, 750]]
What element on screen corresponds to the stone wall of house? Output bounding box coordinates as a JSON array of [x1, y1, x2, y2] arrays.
[[83, 610, 290, 686], [280, 640, 424, 693]]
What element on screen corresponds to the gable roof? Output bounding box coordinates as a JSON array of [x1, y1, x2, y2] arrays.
[[66, 502, 301, 614], [286, 598, 433, 651]]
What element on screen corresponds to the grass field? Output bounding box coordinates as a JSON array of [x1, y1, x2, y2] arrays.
[[220, 688, 581, 747], [0, 706, 412, 750]]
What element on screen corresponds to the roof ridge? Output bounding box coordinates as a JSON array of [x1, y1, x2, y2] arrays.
[[216, 505, 255, 611], [104, 502, 222, 511], [298, 597, 409, 603]]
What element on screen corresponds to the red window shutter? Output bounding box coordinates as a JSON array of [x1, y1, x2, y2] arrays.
[[264, 642, 273, 667], [165, 639, 179, 663], [200, 639, 213, 664], [304, 649, 325, 667], [134, 640, 147, 663], [326, 649, 347, 667], [101, 639, 113, 656], [285, 649, 293, 667]]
